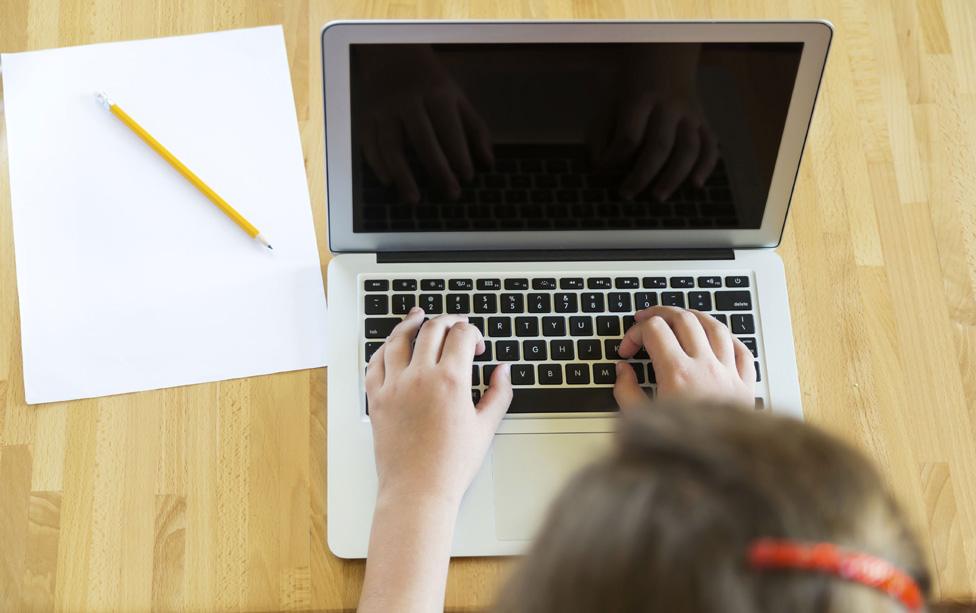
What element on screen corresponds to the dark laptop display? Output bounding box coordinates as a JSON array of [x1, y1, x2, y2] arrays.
[[348, 42, 802, 233]]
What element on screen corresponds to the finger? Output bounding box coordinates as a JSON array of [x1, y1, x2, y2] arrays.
[[376, 116, 420, 203], [732, 337, 756, 386], [651, 119, 700, 201], [429, 100, 475, 181], [383, 307, 425, 376], [402, 101, 460, 198], [365, 344, 386, 393], [619, 315, 687, 386], [627, 306, 710, 357], [458, 97, 494, 167], [477, 363, 512, 430], [439, 321, 485, 366], [598, 95, 654, 168], [362, 118, 391, 184], [412, 315, 469, 364], [619, 106, 680, 199], [688, 309, 734, 367], [690, 126, 719, 188], [613, 362, 650, 411]]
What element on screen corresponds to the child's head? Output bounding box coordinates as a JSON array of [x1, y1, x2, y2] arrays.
[[494, 401, 930, 613]]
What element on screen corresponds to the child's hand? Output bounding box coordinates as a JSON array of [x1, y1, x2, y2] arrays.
[[365, 308, 513, 507], [615, 306, 755, 409]]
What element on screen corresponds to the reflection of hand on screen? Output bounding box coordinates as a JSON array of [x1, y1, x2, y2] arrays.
[[590, 44, 719, 201], [356, 45, 493, 203]]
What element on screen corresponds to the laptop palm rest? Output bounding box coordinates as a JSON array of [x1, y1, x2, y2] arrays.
[[492, 432, 613, 541]]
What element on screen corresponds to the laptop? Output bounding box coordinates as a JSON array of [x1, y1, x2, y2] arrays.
[[322, 20, 832, 558]]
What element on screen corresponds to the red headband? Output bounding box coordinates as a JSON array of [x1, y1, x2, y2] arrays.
[[748, 539, 923, 612]]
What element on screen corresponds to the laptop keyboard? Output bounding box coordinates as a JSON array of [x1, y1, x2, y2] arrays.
[[356, 144, 739, 232], [362, 273, 762, 415]]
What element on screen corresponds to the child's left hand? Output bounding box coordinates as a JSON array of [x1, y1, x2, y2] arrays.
[[365, 308, 513, 507]]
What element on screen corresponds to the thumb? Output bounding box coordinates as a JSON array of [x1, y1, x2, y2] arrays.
[[477, 363, 513, 430], [613, 362, 650, 412]]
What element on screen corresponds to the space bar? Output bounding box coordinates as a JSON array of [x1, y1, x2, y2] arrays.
[[507, 388, 619, 414]]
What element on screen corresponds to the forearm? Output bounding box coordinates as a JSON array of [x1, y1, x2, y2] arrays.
[[357, 489, 461, 613]]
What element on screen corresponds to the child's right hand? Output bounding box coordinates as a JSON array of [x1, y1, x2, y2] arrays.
[[614, 306, 755, 409]]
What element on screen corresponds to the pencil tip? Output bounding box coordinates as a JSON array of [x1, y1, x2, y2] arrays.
[[267, 244, 274, 250]]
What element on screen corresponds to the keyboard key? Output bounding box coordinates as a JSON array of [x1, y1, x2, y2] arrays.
[[569, 316, 594, 336], [623, 315, 636, 330], [642, 276, 667, 289], [393, 279, 417, 291], [542, 316, 566, 337], [615, 277, 640, 289], [419, 294, 443, 314], [392, 294, 416, 314], [581, 293, 604, 313], [741, 337, 758, 357], [515, 316, 539, 337], [715, 291, 752, 311], [755, 397, 764, 411], [688, 291, 712, 311], [588, 277, 612, 289], [712, 313, 728, 326], [505, 278, 529, 290], [593, 363, 616, 384], [670, 277, 694, 288], [523, 340, 547, 360], [533, 278, 558, 290], [725, 275, 750, 288], [634, 292, 658, 310], [447, 294, 471, 314], [554, 293, 579, 313], [511, 364, 536, 385], [550, 339, 575, 360], [731, 314, 755, 334], [661, 292, 686, 307], [560, 278, 585, 289], [488, 317, 512, 337], [647, 363, 657, 383], [496, 294, 521, 314], [697, 276, 722, 288], [538, 364, 563, 385], [364, 295, 389, 314], [449, 279, 474, 290], [484, 364, 497, 381], [472, 365, 480, 386], [755, 361, 761, 382], [577, 339, 602, 360], [421, 279, 445, 291], [607, 292, 631, 312], [364, 279, 388, 292], [565, 363, 591, 384], [596, 316, 621, 336], [507, 388, 618, 413], [474, 294, 498, 313], [528, 293, 551, 313], [469, 317, 485, 334], [365, 318, 400, 338], [603, 339, 621, 359], [497, 340, 520, 361], [629, 362, 645, 384], [472, 389, 482, 403], [477, 278, 502, 290], [474, 341, 493, 362], [364, 342, 383, 362]]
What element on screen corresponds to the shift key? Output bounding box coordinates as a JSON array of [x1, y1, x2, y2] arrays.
[[365, 317, 400, 338], [714, 291, 753, 311]]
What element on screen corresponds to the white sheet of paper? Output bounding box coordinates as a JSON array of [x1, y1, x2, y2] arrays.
[[2, 26, 328, 404]]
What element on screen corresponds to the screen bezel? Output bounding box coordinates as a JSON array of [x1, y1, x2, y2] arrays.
[[321, 20, 832, 253]]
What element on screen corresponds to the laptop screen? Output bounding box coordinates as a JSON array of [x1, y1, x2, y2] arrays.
[[348, 42, 803, 234]]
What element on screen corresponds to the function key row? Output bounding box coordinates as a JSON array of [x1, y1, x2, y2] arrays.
[[365, 275, 750, 292]]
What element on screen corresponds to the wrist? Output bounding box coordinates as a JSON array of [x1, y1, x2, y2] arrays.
[[376, 481, 464, 514]]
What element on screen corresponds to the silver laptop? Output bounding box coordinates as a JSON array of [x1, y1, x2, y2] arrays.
[[322, 20, 832, 558]]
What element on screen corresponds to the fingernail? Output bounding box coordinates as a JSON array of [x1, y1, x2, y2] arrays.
[[615, 362, 625, 373], [409, 306, 422, 315], [501, 363, 511, 378]]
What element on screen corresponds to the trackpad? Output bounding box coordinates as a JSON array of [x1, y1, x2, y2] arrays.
[[493, 432, 612, 541]]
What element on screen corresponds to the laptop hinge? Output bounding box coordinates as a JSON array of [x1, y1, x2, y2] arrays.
[[377, 248, 735, 264]]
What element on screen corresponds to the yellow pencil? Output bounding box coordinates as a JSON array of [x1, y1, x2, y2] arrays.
[[95, 91, 272, 250]]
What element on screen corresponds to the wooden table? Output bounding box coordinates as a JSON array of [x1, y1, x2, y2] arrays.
[[1, 1, 974, 610]]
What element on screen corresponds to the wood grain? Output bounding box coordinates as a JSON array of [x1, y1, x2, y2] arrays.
[[1, 1, 975, 610]]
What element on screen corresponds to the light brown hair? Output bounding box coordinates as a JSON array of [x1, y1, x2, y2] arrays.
[[494, 401, 931, 613]]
